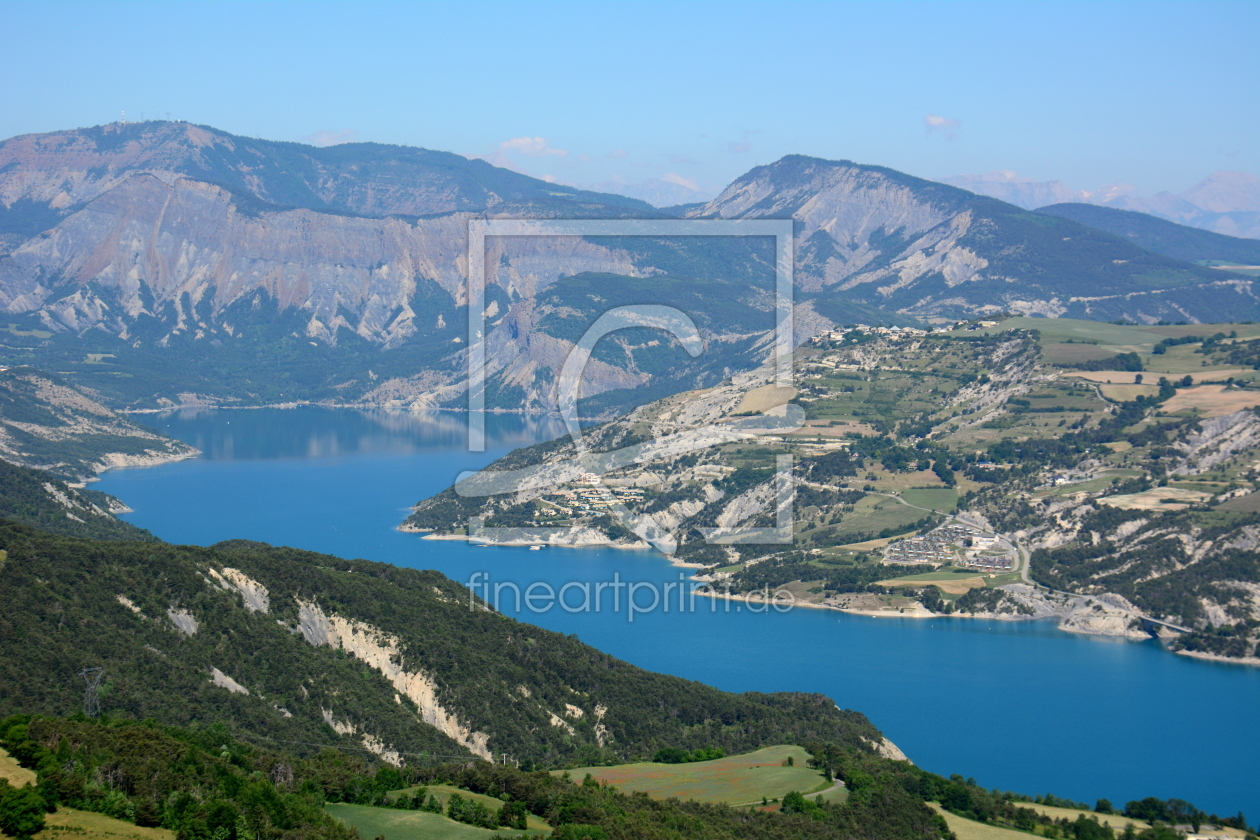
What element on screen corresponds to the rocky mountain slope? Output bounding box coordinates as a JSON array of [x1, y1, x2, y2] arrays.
[[408, 318, 1260, 663], [689, 156, 1257, 323], [1, 124, 1257, 413], [0, 366, 195, 480], [0, 521, 885, 768]]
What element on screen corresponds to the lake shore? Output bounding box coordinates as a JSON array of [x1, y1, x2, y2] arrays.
[[403, 526, 653, 552]]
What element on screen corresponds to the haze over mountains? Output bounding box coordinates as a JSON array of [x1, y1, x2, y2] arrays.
[[1, 120, 1258, 413], [941, 170, 1260, 239]]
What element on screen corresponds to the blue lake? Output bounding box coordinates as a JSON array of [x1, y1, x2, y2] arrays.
[[99, 407, 1260, 820]]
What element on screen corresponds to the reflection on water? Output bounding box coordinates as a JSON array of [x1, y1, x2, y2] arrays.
[[143, 407, 566, 461]]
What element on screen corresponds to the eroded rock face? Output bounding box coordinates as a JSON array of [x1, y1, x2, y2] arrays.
[[207, 567, 270, 613], [294, 599, 492, 759], [4, 127, 1253, 414]]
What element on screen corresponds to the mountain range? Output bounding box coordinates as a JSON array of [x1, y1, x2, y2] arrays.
[[2, 121, 1259, 415], [941, 170, 1260, 240]]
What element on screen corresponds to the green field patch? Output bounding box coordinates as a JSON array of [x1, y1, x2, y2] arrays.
[[821, 495, 930, 544], [976, 318, 1158, 350], [899, 488, 958, 512], [389, 784, 550, 833], [37, 807, 177, 840], [1041, 342, 1119, 365], [1215, 492, 1260, 513], [928, 803, 1036, 840], [4, 323, 54, 339], [561, 745, 832, 805], [326, 801, 546, 840], [1035, 477, 1118, 497], [878, 567, 975, 583]]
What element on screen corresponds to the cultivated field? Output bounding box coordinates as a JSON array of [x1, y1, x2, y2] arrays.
[[735, 384, 798, 415], [1099, 486, 1212, 511], [1099, 383, 1159, 401], [1160, 385, 1260, 417], [899, 488, 959, 512], [876, 579, 982, 596], [879, 573, 987, 596], [1065, 371, 1167, 384], [1041, 342, 1122, 365], [561, 745, 833, 805]]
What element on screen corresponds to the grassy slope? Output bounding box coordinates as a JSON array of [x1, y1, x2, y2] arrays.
[[388, 785, 552, 833], [0, 746, 36, 786], [928, 804, 1031, 840], [30, 809, 176, 840], [325, 803, 542, 840], [561, 745, 832, 805], [1028, 805, 1151, 832]]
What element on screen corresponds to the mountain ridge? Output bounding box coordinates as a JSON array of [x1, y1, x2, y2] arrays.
[[2, 126, 1259, 414], [941, 169, 1260, 239], [1034, 203, 1260, 265]]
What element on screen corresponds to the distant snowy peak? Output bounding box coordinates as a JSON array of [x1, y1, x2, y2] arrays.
[[587, 177, 716, 208], [937, 171, 1084, 210], [939, 169, 1260, 239]]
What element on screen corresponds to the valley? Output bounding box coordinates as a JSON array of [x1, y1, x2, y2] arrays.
[[2, 8, 1257, 840]]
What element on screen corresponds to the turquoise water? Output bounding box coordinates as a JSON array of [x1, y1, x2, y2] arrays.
[[99, 408, 1260, 820]]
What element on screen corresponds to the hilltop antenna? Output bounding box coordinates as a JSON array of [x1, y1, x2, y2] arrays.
[[79, 667, 104, 717]]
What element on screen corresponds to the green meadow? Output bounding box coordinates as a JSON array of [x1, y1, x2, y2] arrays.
[[560, 745, 836, 806]]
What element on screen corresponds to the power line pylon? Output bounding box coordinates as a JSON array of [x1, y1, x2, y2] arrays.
[[79, 667, 104, 717]]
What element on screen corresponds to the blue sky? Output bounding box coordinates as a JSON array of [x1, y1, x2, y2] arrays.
[[4, 0, 1256, 197]]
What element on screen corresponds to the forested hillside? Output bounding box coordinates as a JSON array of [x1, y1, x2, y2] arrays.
[[0, 522, 884, 769], [0, 459, 153, 541]]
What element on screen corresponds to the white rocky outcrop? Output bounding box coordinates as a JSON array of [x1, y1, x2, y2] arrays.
[[294, 599, 491, 759], [207, 567, 270, 613], [548, 712, 576, 736], [210, 667, 249, 695], [166, 608, 198, 636]]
